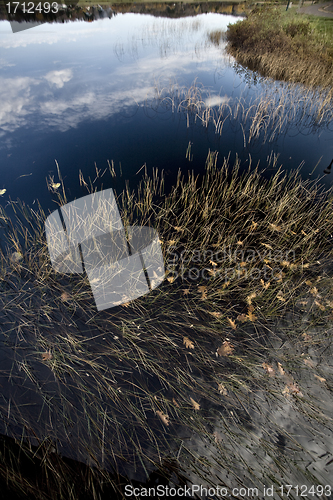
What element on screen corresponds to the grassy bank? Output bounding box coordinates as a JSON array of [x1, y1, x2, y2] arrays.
[[224, 6, 333, 92], [1, 156, 333, 498]]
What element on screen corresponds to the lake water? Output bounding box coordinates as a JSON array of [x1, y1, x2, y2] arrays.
[[1, 9, 333, 216], [1, 7, 333, 497]]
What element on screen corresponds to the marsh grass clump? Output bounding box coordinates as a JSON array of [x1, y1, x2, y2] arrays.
[[225, 6, 333, 94], [0, 155, 333, 498]]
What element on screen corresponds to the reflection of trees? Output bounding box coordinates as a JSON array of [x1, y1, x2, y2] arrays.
[[0, 3, 115, 23], [112, 2, 246, 18], [0, 2, 246, 23]]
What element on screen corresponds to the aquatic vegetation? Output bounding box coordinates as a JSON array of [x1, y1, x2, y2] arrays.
[[152, 77, 333, 145], [0, 155, 333, 498]]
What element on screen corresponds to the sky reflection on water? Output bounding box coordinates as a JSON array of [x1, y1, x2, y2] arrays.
[[0, 12, 332, 213]]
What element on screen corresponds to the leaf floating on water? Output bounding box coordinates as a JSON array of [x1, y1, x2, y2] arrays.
[[237, 313, 248, 323], [277, 362, 285, 376], [227, 317, 236, 330], [303, 358, 315, 368], [42, 351, 52, 361], [190, 397, 200, 410], [0, 189, 6, 196], [51, 182, 61, 189], [247, 309, 257, 322], [217, 383, 228, 395], [262, 362, 275, 376], [276, 292, 286, 302], [283, 381, 302, 397], [60, 291, 71, 302], [11, 251, 23, 263], [217, 340, 234, 357], [156, 410, 169, 426], [183, 336, 194, 349], [269, 223, 281, 232], [260, 279, 270, 290], [209, 311, 222, 319], [314, 300, 325, 311], [246, 292, 256, 305], [314, 374, 326, 383]]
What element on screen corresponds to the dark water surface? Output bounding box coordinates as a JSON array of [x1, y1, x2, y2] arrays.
[[1, 11, 333, 215]]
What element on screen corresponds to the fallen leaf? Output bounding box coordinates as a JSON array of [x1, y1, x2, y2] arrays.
[[227, 317, 236, 330], [42, 351, 52, 361], [269, 223, 281, 232], [281, 261, 290, 267], [209, 311, 222, 318], [11, 251, 23, 263], [183, 288, 190, 295], [237, 313, 248, 322], [310, 287, 320, 297], [51, 182, 61, 189], [213, 431, 222, 443], [246, 292, 256, 305], [314, 300, 325, 311], [183, 337, 194, 349], [240, 261, 247, 267], [156, 410, 169, 426], [60, 292, 71, 302], [217, 340, 234, 357], [198, 285, 207, 300], [166, 276, 175, 283], [283, 381, 302, 396], [190, 397, 200, 410], [0, 189, 6, 196], [262, 362, 275, 376], [314, 374, 326, 383], [249, 221, 258, 231], [247, 310, 257, 322], [174, 226, 182, 232], [260, 279, 270, 290], [277, 362, 285, 376], [237, 240, 243, 246], [276, 292, 285, 302], [217, 383, 228, 395], [305, 280, 312, 286], [167, 240, 176, 246]]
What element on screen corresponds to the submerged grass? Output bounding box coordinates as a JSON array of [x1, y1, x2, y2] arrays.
[[0, 155, 333, 498], [224, 6, 333, 95]]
